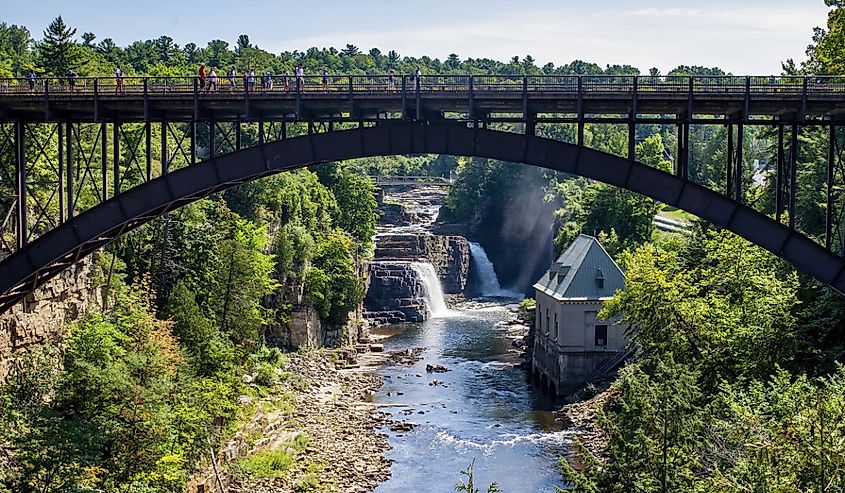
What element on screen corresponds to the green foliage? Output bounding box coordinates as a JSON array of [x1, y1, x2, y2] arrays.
[[231, 435, 309, 480], [316, 164, 379, 254], [305, 232, 364, 323], [36, 16, 78, 76], [563, 356, 703, 492], [454, 459, 502, 493], [551, 134, 670, 256], [208, 218, 278, 350]]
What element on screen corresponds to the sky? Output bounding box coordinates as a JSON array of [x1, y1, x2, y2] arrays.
[[2, 0, 832, 74]]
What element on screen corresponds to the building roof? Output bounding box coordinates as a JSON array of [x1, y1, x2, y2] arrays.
[[533, 234, 625, 301]]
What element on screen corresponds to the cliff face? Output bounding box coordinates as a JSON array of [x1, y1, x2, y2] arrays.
[[374, 233, 470, 294], [0, 257, 100, 379], [364, 261, 432, 325]]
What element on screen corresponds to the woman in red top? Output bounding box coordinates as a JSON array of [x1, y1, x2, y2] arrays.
[[198, 64, 206, 91]]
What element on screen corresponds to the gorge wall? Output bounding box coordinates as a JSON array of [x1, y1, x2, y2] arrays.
[[0, 257, 100, 379]]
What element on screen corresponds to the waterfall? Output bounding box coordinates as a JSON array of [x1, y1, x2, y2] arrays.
[[410, 262, 450, 318], [469, 242, 519, 298]]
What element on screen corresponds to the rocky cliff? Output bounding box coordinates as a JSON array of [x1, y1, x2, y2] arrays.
[[364, 261, 431, 325], [0, 257, 100, 379], [374, 233, 470, 294]]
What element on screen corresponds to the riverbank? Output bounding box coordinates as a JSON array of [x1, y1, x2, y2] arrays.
[[219, 348, 423, 493]]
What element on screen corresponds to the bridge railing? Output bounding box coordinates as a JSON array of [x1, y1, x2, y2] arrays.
[[4, 74, 845, 97]]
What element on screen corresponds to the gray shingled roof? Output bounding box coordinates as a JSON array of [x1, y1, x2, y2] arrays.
[[533, 234, 625, 300]]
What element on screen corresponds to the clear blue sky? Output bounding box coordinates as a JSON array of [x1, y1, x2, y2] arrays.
[[2, 0, 831, 74]]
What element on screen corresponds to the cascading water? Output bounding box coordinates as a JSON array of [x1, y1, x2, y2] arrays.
[[410, 262, 450, 318], [469, 242, 520, 298]]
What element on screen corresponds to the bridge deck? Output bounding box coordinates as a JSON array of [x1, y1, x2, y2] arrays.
[[2, 75, 844, 123]]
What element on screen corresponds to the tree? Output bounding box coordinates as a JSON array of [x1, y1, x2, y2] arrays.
[[80, 32, 96, 46], [208, 219, 277, 350], [564, 356, 703, 492], [341, 43, 361, 57], [237, 34, 251, 50], [37, 16, 78, 75], [154, 35, 178, 63]]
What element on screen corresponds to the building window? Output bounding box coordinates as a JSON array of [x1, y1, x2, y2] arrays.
[[595, 325, 608, 347], [596, 268, 605, 289], [554, 313, 558, 341], [545, 309, 550, 336], [537, 302, 541, 331]]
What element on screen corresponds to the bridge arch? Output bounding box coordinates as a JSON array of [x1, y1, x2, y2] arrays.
[[1, 120, 844, 312]]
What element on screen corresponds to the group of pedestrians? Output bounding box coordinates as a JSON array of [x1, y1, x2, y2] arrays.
[[16, 64, 424, 95]]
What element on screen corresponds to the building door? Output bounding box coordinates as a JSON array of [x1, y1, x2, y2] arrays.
[[584, 311, 597, 349], [595, 324, 608, 348]]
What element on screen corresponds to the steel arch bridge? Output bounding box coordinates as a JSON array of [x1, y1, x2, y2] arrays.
[[3, 73, 845, 312]]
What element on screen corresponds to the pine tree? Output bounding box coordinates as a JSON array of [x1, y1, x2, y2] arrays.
[[38, 16, 78, 76]]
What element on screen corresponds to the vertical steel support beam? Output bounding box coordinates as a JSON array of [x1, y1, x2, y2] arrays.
[[468, 75, 475, 121], [577, 75, 584, 147], [281, 121, 287, 140], [776, 124, 784, 222], [15, 121, 25, 248], [827, 124, 835, 250], [209, 121, 216, 159], [348, 76, 354, 117], [258, 120, 265, 145], [143, 78, 149, 120], [190, 121, 196, 165], [676, 122, 683, 177], [57, 123, 64, 224], [726, 123, 734, 197], [415, 74, 421, 120], [295, 76, 301, 120], [161, 121, 168, 175], [113, 122, 120, 196], [145, 122, 151, 182], [193, 77, 199, 122], [235, 119, 242, 150], [401, 76, 407, 120], [93, 79, 99, 122], [66, 122, 73, 219], [101, 122, 107, 201], [43, 79, 50, 120], [522, 75, 529, 124], [629, 76, 638, 162], [682, 122, 690, 181], [735, 123, 744, 203], [789, 123, 799, 229]]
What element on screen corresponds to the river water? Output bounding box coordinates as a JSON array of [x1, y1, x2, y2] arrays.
[[371, 302, 571, 492]]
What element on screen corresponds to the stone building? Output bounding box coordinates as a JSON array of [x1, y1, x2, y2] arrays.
[[531, 234, 627, 395]]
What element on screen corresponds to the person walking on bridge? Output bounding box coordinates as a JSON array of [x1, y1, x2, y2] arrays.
[[208, 68, 217, 92], [115, 66, 124, 94], [322, 69, 329, 92], [295, 65, 304, 90], [227, 65, 236, 92], [247, 68, 256, 93], [388, 69, 396, 91], [198, 64, 206, 91], [66, 69, 78, 91], [413, 66, 421, 90], [26, 70, 36, 93]]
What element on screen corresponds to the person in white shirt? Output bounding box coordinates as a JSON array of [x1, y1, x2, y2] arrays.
[[115, 66, 124, 94], [208, 68, 217, 92], [295, 65, 304, 90]]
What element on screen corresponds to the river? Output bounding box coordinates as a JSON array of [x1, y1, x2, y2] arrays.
[[371, 301, 571, 492]]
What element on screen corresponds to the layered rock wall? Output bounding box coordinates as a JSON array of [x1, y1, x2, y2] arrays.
[[0, 257, 100, 379], [364, 261, 430, 325], [374, 233, 469, 294]]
